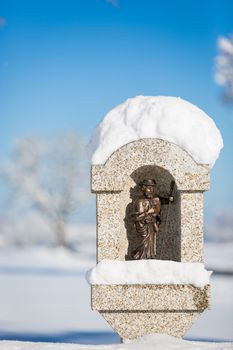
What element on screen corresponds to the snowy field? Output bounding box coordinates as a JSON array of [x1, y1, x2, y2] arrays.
[[0, 229, 232, 347], [0, 334, 233, 350]]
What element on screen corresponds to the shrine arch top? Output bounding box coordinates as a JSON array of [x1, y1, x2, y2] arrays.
[[91, 138, 210, 193]]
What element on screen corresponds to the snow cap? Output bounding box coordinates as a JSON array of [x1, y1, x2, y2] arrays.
[[86, 259, 212, 288], [88, 96, 223, 168]]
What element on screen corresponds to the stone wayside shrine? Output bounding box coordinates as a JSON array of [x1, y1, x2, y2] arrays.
[[86, 96, 223, 341]]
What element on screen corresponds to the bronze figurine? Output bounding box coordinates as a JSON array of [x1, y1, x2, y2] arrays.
[[130, 179, 174, 260]]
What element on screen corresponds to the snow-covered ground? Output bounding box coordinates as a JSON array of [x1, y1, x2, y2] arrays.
[[204, 242, 233, 273], [0, 234, 232, 344], [0, 334, 233, 350]]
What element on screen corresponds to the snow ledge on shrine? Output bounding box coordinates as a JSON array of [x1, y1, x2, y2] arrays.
[[86, 260, 212, 288], [88, 96, 223, 168]]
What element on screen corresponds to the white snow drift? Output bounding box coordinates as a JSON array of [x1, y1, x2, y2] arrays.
[[86, 260, 212, 288], [88, 96, 223, 167], [1, 334, 232, 350]]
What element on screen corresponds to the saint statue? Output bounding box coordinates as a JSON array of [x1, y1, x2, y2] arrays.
[[130, 179, 174, 260]]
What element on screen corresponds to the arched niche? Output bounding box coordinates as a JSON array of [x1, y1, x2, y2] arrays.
[[92, 138, 210, 263], [120, 165, 181, 262]]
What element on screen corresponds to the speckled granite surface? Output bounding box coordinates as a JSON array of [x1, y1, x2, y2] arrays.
[[100, 311, 201, 340], [92, 285, 210, 311], [90, 137, 211, 340], [92, 139, 209, 263], [91, 138, 210, 193]]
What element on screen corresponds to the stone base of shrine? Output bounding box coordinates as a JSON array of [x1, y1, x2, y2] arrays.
[[91, 284, 210, 340]]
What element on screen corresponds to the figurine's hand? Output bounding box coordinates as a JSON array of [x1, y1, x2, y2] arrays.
[[145, 217, 153, 224], [169, 196, 174, 202]]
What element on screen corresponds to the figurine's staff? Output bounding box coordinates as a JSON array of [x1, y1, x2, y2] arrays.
[[159, 180, 175, 260]]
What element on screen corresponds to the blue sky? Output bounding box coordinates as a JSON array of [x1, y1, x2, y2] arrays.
[[0, 0, 233, 220]]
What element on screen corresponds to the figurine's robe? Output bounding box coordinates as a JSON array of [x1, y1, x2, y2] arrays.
[[131, 196, 161, 259]]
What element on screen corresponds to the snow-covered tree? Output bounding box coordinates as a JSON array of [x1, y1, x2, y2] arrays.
[[215, 33, 233, 102], [0, 133, 89, 248]]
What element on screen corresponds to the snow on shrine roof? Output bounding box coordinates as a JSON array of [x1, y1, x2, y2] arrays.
[[88, 96, 223, 167], [86, 259, 212, 288]]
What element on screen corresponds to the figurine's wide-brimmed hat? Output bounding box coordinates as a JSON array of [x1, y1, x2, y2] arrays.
[[140, 179, 156, 187]]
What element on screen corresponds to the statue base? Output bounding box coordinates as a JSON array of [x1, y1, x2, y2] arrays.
[[91, 284, 210, 341]]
